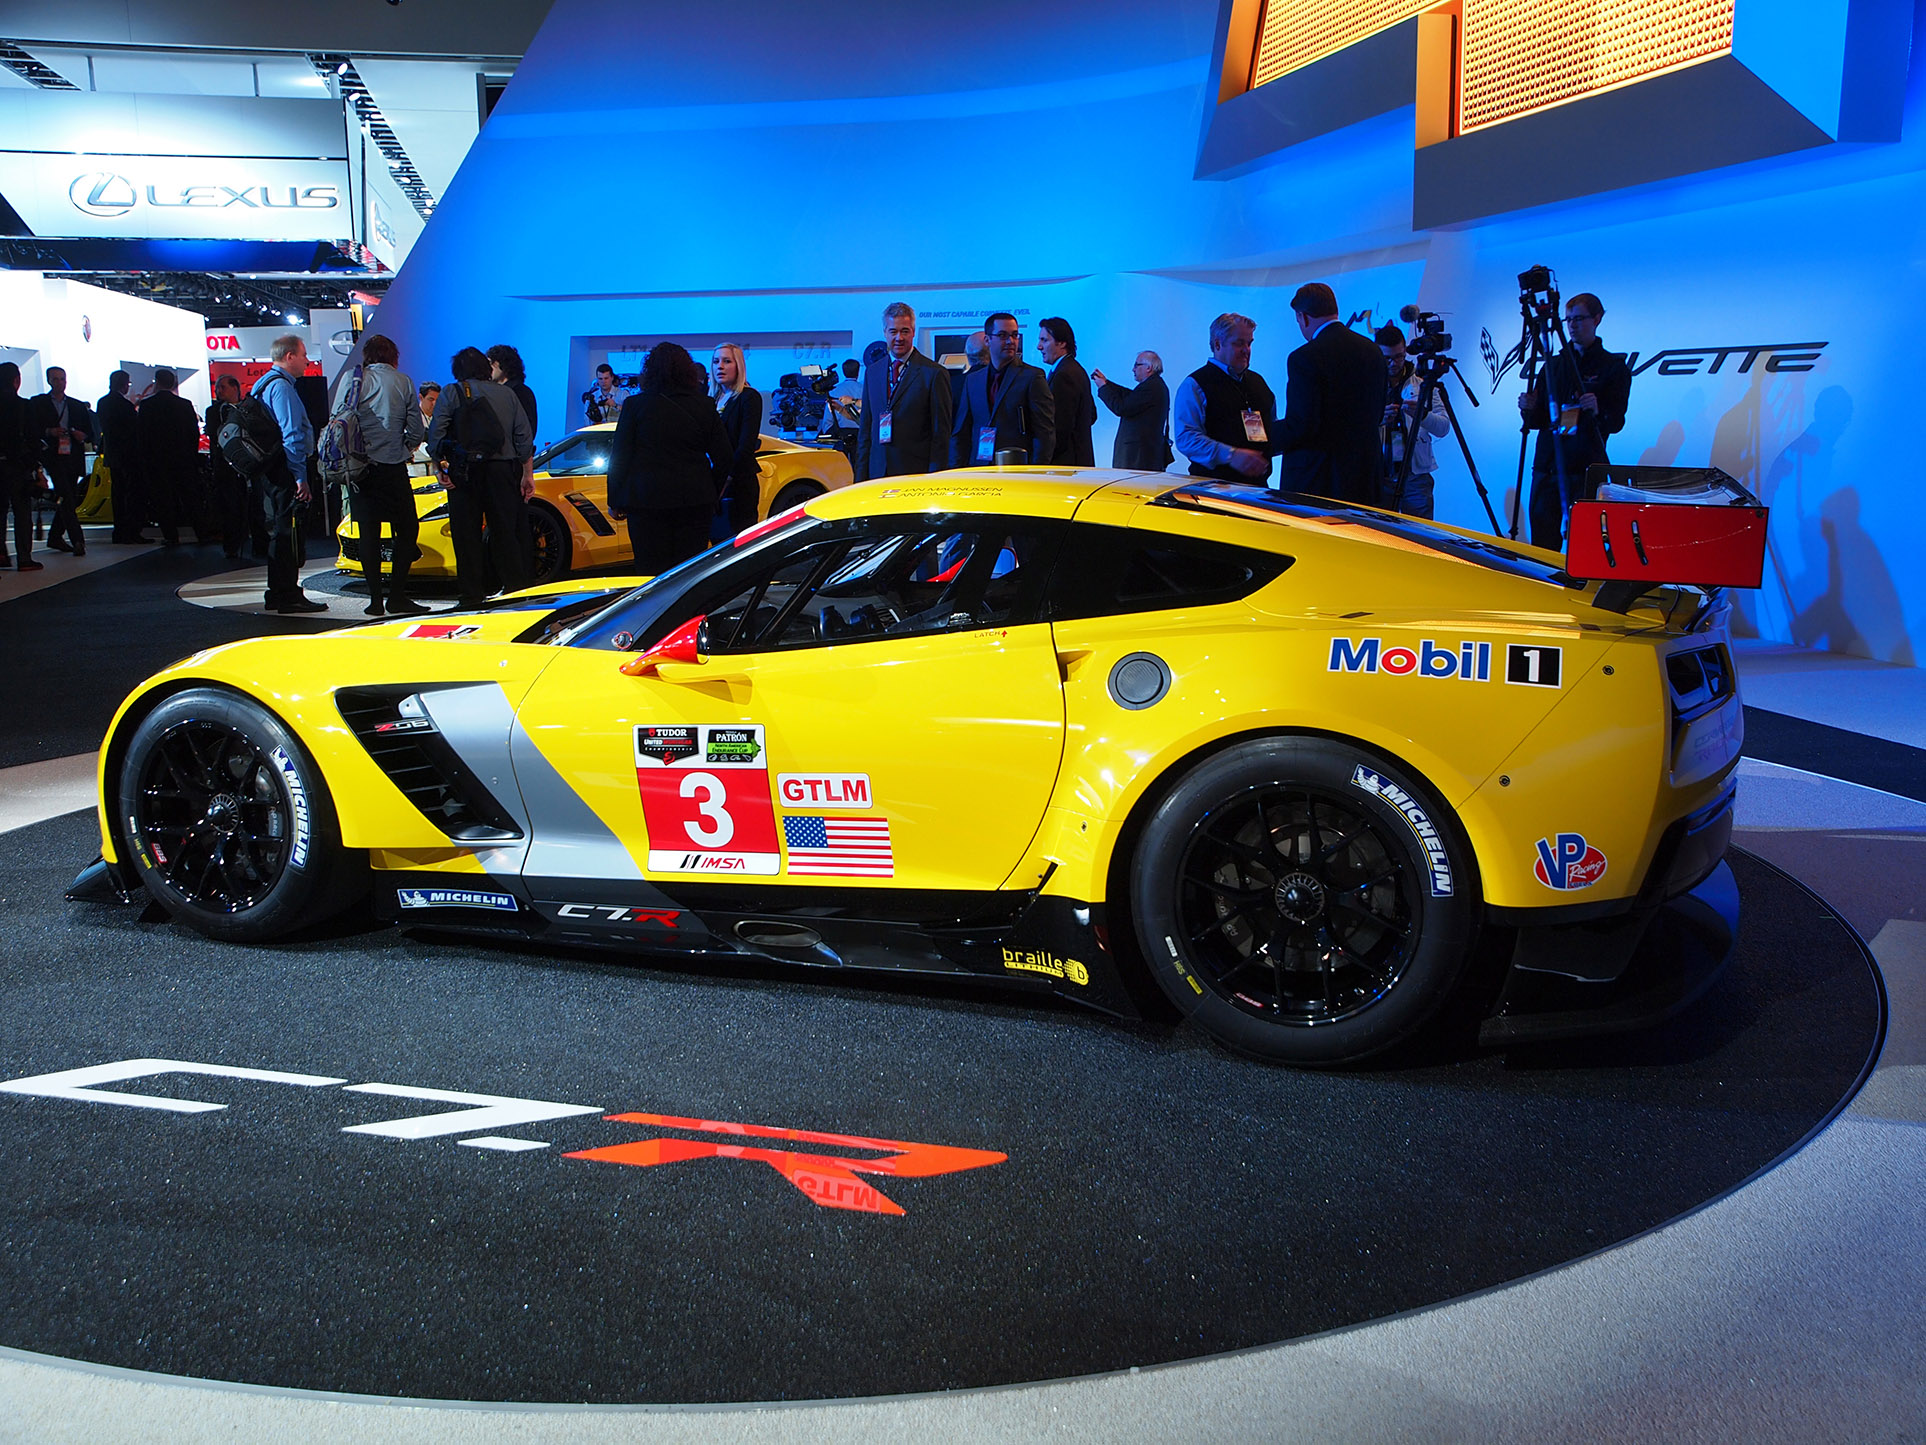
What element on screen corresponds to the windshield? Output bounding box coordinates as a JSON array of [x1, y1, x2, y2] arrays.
[[546, 516, 830, 650], [1153, 483, 1580, 588], [534, 431, 614, 477]]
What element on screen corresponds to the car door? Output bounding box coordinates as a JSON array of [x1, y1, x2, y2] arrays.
[[509, 517, 1068, 903]]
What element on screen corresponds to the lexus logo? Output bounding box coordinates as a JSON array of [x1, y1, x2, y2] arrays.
[[69, 171, 137, 218], [66, 172, 341, 218]]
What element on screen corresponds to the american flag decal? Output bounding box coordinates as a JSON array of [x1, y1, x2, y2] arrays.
[[781, 815, 893, 877]]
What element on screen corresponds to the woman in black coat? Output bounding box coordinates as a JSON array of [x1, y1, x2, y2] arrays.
[[710, 342, 763, 536], [606, 342, 734, 575]]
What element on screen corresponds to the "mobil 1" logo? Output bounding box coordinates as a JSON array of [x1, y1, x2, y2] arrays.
[[1504, 644, 1562, 688]]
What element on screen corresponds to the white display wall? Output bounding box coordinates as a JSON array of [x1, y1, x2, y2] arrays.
[[0, 273, 211, 410]]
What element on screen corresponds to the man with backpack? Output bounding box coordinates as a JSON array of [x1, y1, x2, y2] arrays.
[[425, 345, 534, 609], [328, 333, 428, 617], [249, 335, 326, 614]]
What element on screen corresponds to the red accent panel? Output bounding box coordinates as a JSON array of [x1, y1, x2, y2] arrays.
[[1565, 503, 1768, 588], [565, 1113, 1007, 1215]]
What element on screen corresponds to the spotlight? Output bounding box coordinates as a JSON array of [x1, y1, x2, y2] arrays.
[[285, 311, 301, 324], [335, 61, 349, 76]]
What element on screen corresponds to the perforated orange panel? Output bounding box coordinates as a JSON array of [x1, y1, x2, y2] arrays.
[[1250, 0, 1432, 90], [1459, 0, 1734, 133]]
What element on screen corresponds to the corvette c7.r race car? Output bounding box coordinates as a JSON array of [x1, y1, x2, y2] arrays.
[[78, 470, 1745, 1065], [337, 424, 853, 588]]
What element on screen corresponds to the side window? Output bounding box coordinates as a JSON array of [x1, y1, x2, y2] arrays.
[[533, 433, 611, 477], [1047, 526, 1290, 621], [704, 524, 1058, 654]]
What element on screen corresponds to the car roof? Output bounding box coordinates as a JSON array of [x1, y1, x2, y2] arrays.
[[809, 467, 1165, 522]]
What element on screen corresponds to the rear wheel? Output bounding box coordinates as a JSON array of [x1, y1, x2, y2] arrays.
[[117, 688, 365, 942], [528, 503, 572, 586], [1131, 737, 1479, 1065], [767, 480, 824, 520]]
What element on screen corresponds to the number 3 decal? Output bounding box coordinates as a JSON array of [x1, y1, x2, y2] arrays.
[[679, 771, 735, 847]]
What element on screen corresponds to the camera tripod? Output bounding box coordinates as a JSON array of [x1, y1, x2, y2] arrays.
[[1388, 351, 1503, 535], [1506, 268, 1579, 542]]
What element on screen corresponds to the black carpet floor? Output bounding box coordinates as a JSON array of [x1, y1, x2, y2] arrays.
[[0, 815, 1881, 1404], [0, 544, 332, 770], [1742, 706, 1926, 803]]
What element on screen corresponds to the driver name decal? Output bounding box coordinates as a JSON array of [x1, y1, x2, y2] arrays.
[[635, 723, 780, 875]]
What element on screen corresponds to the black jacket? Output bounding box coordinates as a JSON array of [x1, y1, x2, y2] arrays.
[[856, 349, 951, 480], [1274, 322, 1388, 505], [97, 391, 140, 470], [135, 391, 202, 494], [29, 392, 94, 472], [1523, 338, 1631, 475], [607, 388, 733, 513], [718, 387, 764, 495], [0, 389, 31, 469], [1047, 356, 1097, 467], [950, 361, 1055, 468], [1096, 373, 1170, 470]]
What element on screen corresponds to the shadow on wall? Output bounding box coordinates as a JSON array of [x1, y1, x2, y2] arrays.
[[1721, 385, 1913, 665]]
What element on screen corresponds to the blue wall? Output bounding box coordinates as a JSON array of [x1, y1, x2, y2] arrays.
[[372, 0, 1926, 664]]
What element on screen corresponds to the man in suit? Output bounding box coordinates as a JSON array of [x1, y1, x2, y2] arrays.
[[96, 370, 147, 543], [135, 368, 199, 547], [856, 302, 953, 481], [951, 312, 1054, 467], [1174, 313, 1278, 485], [30, 366, 94, 555], [1273, 282, 1388, 505], [1038, 317, 1096, 467], [1092, 351, 1171, 470]]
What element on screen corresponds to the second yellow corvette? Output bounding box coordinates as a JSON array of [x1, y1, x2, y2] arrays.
[[336, 424, 853, 587]]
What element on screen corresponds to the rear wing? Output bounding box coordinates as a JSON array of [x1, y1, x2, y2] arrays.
[[1567, 465, 1768, 613]]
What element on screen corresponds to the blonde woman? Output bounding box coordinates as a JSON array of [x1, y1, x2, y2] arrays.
[[711, 342, 763, 533]]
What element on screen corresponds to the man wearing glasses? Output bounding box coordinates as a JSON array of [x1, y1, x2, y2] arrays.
[[1092, 351, 1172, 470], [950, 312, 1055, 468], [1517, 291, 1631, 551]]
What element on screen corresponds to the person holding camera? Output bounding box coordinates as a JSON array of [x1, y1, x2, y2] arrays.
[[583, 363, 629, 426], [1174, 313, 1276, 485], [1517, 291, 1630, 551], [856, 303, 951, 483], [1377, 324, 1450, 519], [950, 312, 1054, 467]]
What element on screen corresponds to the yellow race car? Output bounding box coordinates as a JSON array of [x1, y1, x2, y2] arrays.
[[336, 424, 852, 587], [79, 470, 1745, 1064]]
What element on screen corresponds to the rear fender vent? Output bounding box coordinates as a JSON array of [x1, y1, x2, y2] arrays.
[[336, 687, 524, 842]]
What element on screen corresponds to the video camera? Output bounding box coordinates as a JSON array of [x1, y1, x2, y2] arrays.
[[1517, 265, 1561, 323], [1407, 310, 1453, 358], [769, 358, 862, 456]]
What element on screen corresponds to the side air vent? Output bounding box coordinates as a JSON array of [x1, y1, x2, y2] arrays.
[[336, 687, 524, 842]]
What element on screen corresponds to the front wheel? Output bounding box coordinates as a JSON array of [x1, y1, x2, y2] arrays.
[[117, 688, 365, 942], [1131, 737, 1479, 1065]]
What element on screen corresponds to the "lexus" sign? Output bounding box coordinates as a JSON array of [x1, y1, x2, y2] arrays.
[[69, 171, 339, 218]]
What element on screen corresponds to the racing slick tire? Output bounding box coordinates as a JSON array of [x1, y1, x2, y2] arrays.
[[116, 688, 366, 943], [1131, 736, 1480, 1066], [528, 503, 572, 586], [768, 480, 824, 520]]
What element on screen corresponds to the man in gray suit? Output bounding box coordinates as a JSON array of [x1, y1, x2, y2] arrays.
[[856, 301, 954, 481], [950, 312, 1054, 467], [1093, 351, 1172, 470]]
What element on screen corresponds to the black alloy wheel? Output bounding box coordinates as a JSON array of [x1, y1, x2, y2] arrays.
[[528, 504, 572, 586], [117, 688, 364, 942], [1131, 737, 1479, 1064]]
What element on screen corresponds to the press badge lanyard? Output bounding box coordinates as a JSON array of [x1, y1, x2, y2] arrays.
[[878, 357, 905, 445], [1228, 369, 1266, 446], [54, 396, 71, 454]]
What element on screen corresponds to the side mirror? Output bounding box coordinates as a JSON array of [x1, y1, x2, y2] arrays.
[[620, 614, 706, 676]]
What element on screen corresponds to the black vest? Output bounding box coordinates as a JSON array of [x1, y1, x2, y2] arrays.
[[1187, 363, 1276, 482]]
